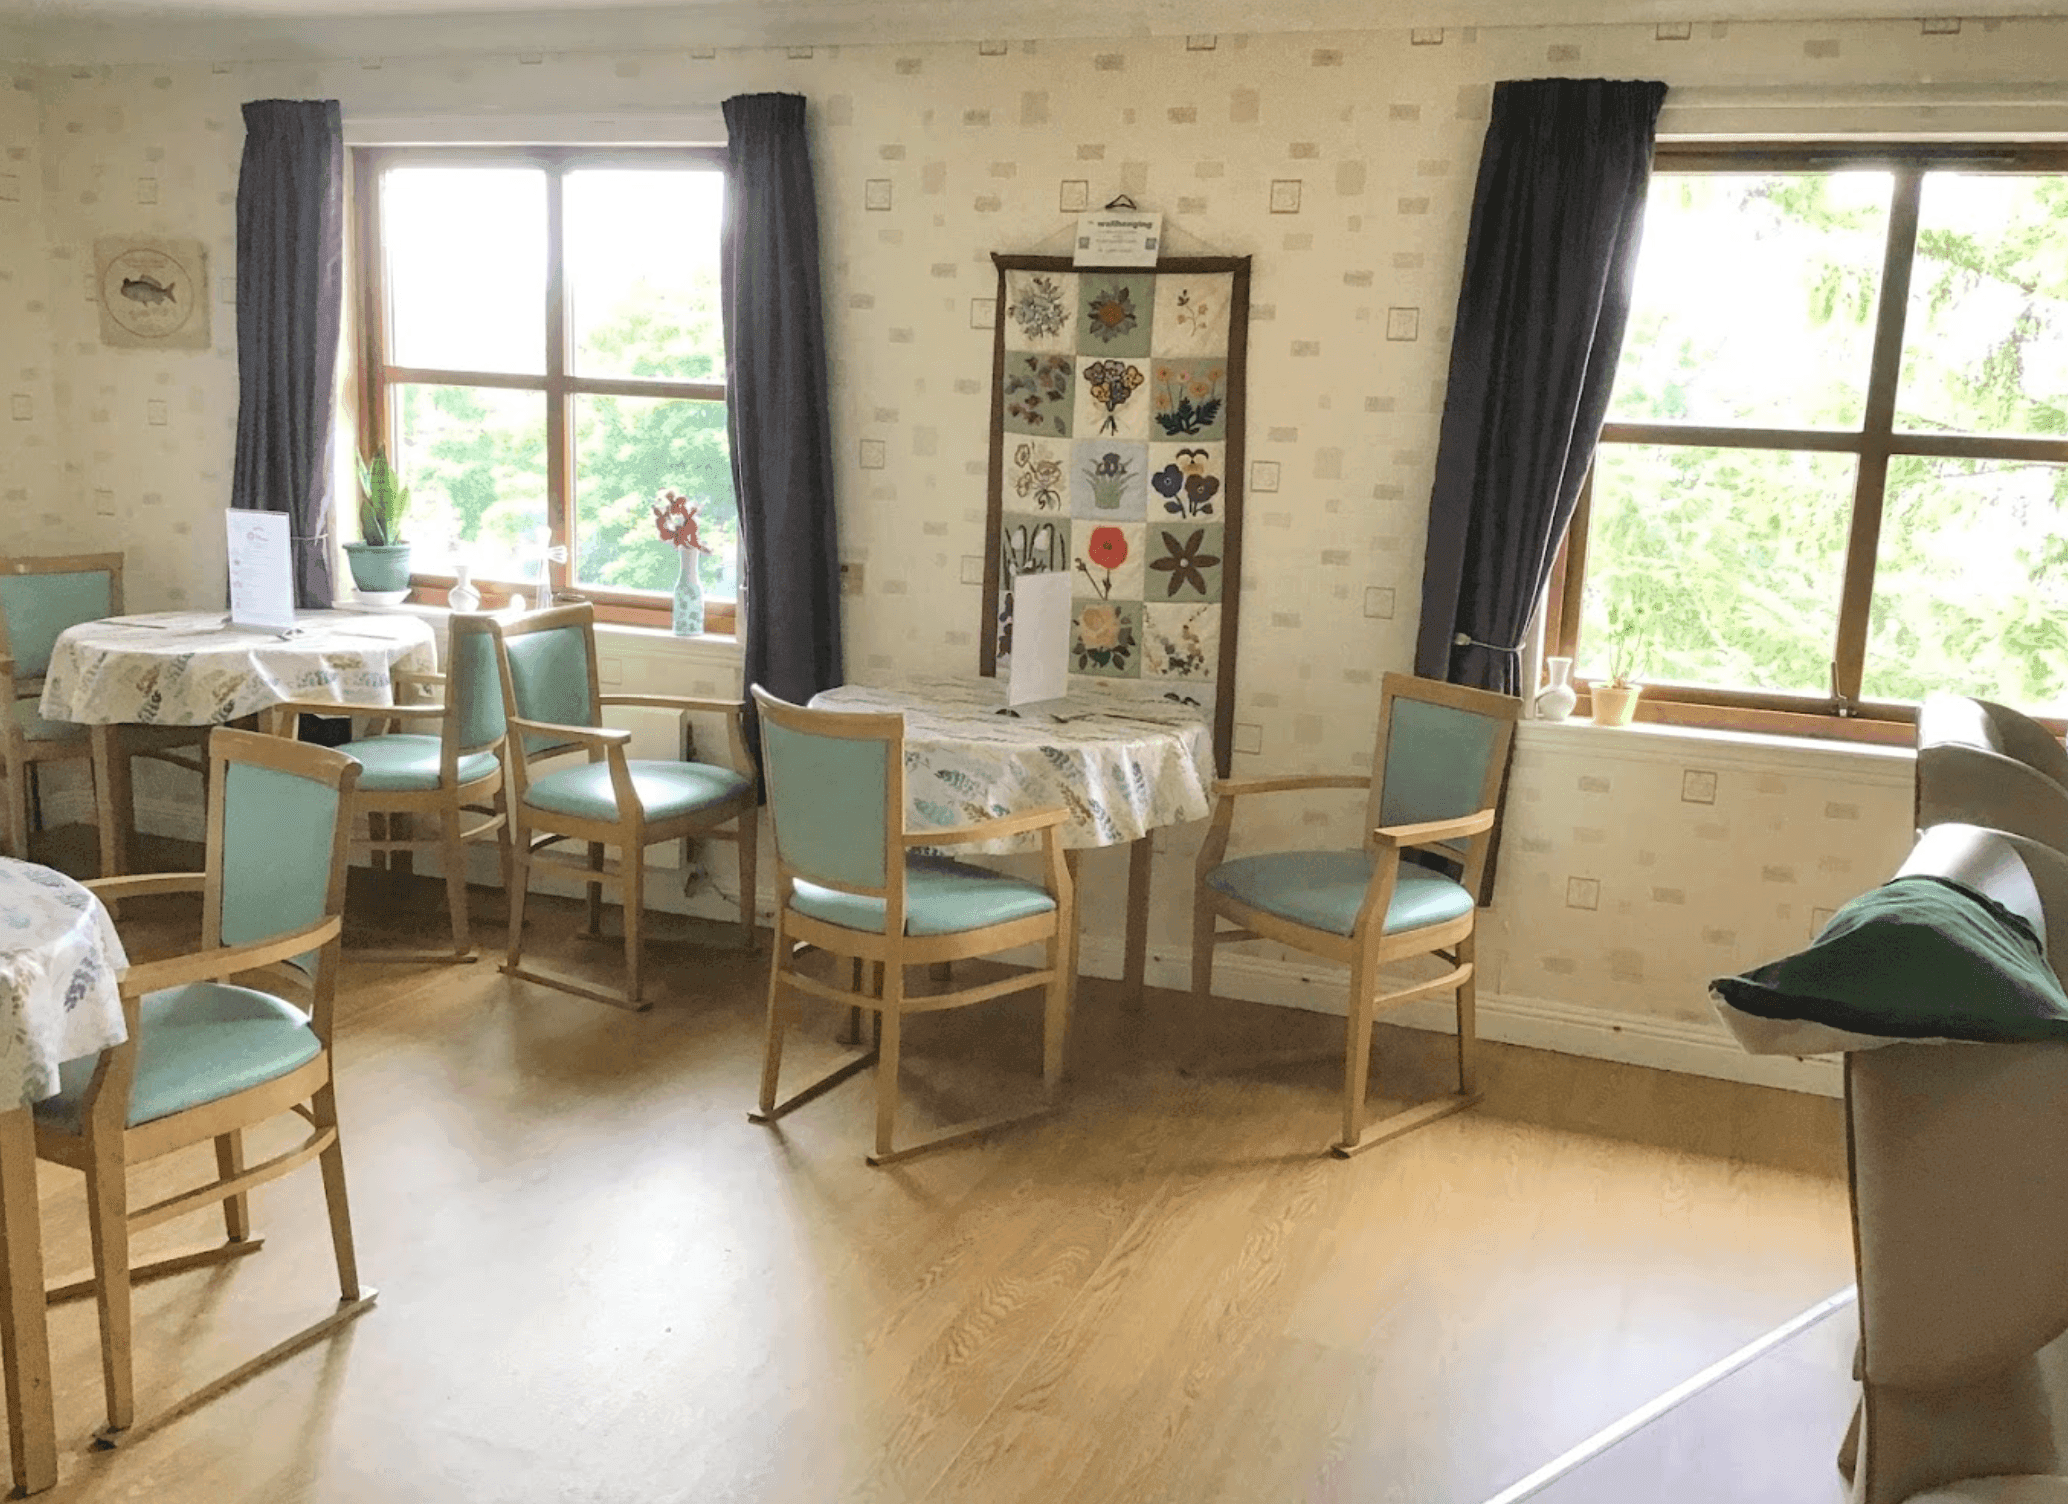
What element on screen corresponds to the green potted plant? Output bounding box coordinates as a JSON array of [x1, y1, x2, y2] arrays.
[[344, 449, 412, 596], [1592, 596, 1647, 727]]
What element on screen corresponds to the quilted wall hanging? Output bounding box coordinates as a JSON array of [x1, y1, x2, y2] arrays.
[[980, 254, 1251, 776]]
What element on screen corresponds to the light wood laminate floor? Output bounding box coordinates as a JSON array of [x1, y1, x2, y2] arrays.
[[14, 829, 1852, 1503]]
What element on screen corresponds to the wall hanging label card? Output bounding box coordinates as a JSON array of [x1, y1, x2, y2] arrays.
[[1074, 212, 1163, 268], [225, 510, 297, 633], [1008, 571, 1073, 707]]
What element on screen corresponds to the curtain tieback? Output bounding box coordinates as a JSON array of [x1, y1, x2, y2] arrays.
[[1452, 631, 1521, 657]]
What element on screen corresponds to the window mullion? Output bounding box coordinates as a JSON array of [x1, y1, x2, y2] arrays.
[[1830, 166, 1923, 708], [544, 166, 573, 598]]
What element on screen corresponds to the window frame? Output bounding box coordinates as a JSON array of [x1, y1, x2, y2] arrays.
[[1550, 139, 2068, 742], [351, 143, 736, 635]]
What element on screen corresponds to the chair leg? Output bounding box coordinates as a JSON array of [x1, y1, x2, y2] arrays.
[[493, 790, 514, 907], [585, 842, 606, 938], [1043, 924, 1069, 1097], [756, 913, 790, 1116], [735, 808, 759, 951], [1340, 952, 1379, 1153], [310, 1082, 363, 1302], [82, 1144, 135, 1436], [1191, 896, 1217, 1004], [89, 727, 128, 879], [872, 967, 904, 1163], [213, 1130, 251, 1243], [1456, 931, 1479, 1096], [622, 845, 646, 1009], [440, 804, 473, 958], [505, 823, 532, 975], [367, 811, 388, 875]]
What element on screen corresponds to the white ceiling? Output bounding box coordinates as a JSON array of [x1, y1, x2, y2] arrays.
[[9, 0, 2068, 63]]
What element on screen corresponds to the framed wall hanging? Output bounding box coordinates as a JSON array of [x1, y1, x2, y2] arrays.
[[981, 253, 1251, 776]]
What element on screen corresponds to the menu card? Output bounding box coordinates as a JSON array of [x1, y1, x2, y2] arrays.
[[1008, 571, 1072, 708], [225, 509, 296, 633]]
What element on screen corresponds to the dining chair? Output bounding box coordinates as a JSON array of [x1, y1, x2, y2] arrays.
[[499, 603, 758, 1010], [1914, 692, 2068, 851], [0, 553, 203, 874], [1192, 671, 1521, 1158], [748, 687, 1074, 1166], [41, 727, 374, 1444], [262, 610, 509, 959]]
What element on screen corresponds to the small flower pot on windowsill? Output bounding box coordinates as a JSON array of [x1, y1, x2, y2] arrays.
[[1591, 681, 1643, 727], [344, 541, 413, 595]]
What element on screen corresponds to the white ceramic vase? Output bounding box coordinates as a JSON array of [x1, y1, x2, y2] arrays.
[[1536, 656, 1578, 722], [447, 563, 482, 614]]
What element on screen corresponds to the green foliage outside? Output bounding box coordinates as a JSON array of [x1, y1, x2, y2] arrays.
[[1581, 171, 2068, 711]]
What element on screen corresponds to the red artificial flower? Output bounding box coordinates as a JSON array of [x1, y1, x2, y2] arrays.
[[652, 488, 712, 553], [1088, 526, 1129, 570]]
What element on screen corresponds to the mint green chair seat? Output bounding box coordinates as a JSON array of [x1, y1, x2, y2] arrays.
[[338, 733, 499, 793], [12, 699, 87, 743], [793, 854, 1058, 937], [522, 759, 752, 823], [36, 983, 320, 1133], [1203, 851, 1474, 939]]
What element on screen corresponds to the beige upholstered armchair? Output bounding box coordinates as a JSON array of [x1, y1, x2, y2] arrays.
[[1914, 694, 2068, 851]]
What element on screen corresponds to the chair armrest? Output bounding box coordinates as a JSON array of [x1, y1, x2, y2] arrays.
[[598, 694, 745, 718], [1371, 810, 1496, 850], [508, 716, 631, 748], [85, 872, 206, 900], [1214, 773, 1372, 800], [115, 916, 341, 997], [904, 805, 1070, 847]]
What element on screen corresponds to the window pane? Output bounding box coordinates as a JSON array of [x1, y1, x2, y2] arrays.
[[573, 394, 738, 599], [566, 169, 726, 383], [383, 167, 545, 375], [1608, 173, 1890, 430], [1898, 173, 2068, 439], [1577, 444, 1855, 696], [1863, 456, 2068, 707], [393, 384, 548, 586]]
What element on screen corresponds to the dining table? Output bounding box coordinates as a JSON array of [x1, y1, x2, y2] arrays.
[[0, 857, 130, 1493], [36, 609, 437, 874], [807, 674, 1217, 1003]]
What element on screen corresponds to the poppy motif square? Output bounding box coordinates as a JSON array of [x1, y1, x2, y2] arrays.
[[1142, 603, 1221, 681], [1150, 274, 1232, 358], [1003, 269, 1077, 353], [1076, 273, 1154, 358], [1002, 353, 1074, 437], [1145, 522, 1223, 603], [1069, 440, 1148, 520], [1072, 522, 1145, 602], [1073, 355, 1150, 441], [1149, 359, 1228, 442], [1071, 599, 1143, 678], [1147, 442, 1224, 520]]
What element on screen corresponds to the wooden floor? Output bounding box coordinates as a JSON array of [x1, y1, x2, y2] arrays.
[[13, 827, 1854, 1504]]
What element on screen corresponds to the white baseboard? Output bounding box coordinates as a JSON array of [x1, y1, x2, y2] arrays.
[[91, 792, 1839, 1099]]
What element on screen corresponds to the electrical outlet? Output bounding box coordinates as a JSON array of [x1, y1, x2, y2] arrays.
[[840, 561, 865, 596]]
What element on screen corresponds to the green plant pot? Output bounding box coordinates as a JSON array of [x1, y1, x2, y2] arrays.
[[344, 542, 412, 594]]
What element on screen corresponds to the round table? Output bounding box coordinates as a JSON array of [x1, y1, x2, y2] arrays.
[[38, 609, 438, 727], [0, 857, 128, 1494]]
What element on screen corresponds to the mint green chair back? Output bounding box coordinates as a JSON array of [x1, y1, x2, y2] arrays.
[[756, 693, 893, 893], [218, 759, 344, 950], [1365, 676, 1520, 897], [0, 565, 114, 677], [503, 622, 594, 759], [446, 617, 507, 755]]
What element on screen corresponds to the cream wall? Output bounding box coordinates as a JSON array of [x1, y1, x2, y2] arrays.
[[9, 14, 2055, 1088]]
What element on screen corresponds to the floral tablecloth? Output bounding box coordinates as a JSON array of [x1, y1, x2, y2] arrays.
[[808, 675, 1215, 855], [39, 610, 438, 727], [0, 859, 128, 1110]]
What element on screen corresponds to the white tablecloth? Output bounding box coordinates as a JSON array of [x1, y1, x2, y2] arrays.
[[39, 610, 438, 727], [808, 675, 1214, 854], [0, 859, 128, 1109]]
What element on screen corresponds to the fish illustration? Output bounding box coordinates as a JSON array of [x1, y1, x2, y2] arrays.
[[119, 275, 177, 306]]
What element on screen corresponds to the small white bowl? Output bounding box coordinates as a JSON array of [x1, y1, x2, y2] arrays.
[[353, 589, 411, 607]]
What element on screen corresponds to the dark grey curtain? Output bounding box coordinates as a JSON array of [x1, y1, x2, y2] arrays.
[[1413, 78, 1668, 692], [721, 93, 843, 750], [230, 98, 344, 611]]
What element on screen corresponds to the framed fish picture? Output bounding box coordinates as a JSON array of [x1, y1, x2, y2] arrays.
[[981, 253, 1251, 776], [94, 236, 211, 350]]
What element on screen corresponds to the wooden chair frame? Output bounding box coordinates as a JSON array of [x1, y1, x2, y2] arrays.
[[0, 552, 204, 875], [43, 727, 374, 1446], [1192, 673, 1520, 1158], [262, 613, 511, 960], [497, 604, 759, 1011], [748, 689, 1075, 1166]]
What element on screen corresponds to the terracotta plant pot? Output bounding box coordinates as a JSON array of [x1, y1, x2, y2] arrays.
[[1591, 681, 1643, 727]]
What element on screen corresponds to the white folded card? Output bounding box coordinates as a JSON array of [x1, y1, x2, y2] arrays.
[[225, 509, 297, 634], [1008, 571, 1073, 708]]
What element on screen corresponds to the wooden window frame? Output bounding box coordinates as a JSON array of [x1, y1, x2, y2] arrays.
[[351, 144, 736, 636], [1548, 140, 2068, 743]]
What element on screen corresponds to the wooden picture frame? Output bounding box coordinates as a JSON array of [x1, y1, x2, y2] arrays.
[[980, 253, 1251, 776]]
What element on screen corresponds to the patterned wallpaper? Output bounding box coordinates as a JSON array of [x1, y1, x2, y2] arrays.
[[8, 14, 2045, 1071]]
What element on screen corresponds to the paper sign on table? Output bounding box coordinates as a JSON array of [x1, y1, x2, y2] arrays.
[[1008, 572, 1072, 708], [225, 509, 296, 633]]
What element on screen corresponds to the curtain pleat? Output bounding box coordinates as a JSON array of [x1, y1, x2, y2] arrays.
[[229, 98, 344, 611]]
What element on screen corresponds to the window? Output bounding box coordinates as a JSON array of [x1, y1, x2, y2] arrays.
[[352, 146, 736, 633], [1554, 143, 2068, 736]]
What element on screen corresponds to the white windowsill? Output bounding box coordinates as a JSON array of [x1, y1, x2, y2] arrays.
[[1517, 713, 1914, 785]]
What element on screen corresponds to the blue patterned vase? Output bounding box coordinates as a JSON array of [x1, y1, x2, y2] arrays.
[[673, 546, 705, 636]]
